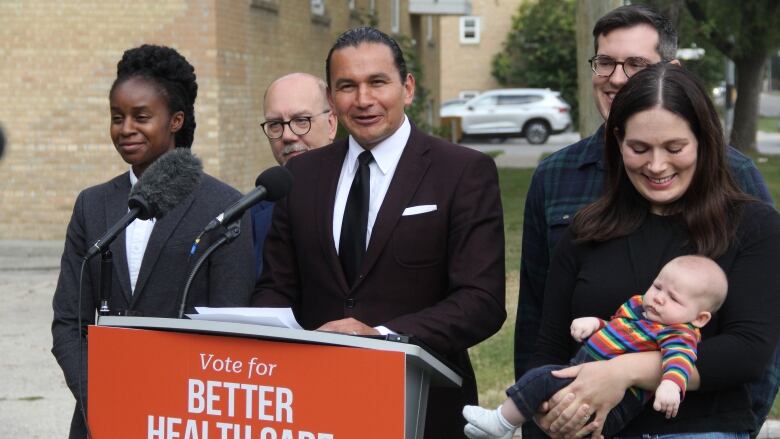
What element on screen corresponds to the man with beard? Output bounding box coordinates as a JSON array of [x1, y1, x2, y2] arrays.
[[252, 73, 338, 277]]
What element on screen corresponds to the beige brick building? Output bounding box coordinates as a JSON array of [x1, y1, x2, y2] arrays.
[[438, 0, 523, 102], [0, 0, 467, 239]]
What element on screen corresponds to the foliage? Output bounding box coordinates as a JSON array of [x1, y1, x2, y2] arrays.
[[642, 0, 725, 93], [684, 1, 780, 61], [683, 0, 780, 151], [492, 0, 579, 128], [395, 34, 440, 135]]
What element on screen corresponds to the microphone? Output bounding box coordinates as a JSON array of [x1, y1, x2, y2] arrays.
[[0, 123, 5, 160], [84, 148, 203, 260], [202, 166, 293, 232]]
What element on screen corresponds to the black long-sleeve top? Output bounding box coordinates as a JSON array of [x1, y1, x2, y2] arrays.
[[531, 201, 780, 434]]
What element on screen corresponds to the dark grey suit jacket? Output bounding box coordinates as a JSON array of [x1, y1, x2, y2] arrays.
[[52, 172, 255, 438], [253, 126, 507, 438]]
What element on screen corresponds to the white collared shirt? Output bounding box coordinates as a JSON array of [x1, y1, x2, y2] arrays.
[[332, 116, 411, 252], [126, 169, 156, 294]]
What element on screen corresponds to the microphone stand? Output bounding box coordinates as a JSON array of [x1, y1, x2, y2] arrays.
[[177, 220, 242, 318], [98, 249, 113, 316]]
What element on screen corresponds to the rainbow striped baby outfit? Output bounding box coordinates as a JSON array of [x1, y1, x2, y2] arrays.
[[583, 295, 700, 399]]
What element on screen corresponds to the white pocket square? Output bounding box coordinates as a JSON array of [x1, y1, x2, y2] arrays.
[[402, 205, 437, 216]]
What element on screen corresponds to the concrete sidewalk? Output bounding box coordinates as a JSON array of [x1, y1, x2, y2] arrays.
[[0, 240, 73, 438], [1, 244, 779, 436]]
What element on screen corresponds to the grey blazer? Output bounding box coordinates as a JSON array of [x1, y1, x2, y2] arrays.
[[52, 171, 255, 438]]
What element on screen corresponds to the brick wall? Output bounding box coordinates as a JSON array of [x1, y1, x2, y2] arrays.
[[0, 0, 440, 239], [439, 0, 523, 101], [0, 0, 200, 239]]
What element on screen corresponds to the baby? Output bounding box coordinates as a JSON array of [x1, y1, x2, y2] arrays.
[[463, 255, 728, 439]]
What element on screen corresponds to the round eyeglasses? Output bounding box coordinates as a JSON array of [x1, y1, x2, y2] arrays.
[[588, 55, 655, 78], [260, 109, 331, 139]]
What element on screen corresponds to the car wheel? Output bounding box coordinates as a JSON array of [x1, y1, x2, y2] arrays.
[[524, 121, 550, 145]]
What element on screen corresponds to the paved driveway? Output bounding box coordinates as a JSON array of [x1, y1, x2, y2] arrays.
[[463, 131, 780, 168], [0, 240, 73, 438]]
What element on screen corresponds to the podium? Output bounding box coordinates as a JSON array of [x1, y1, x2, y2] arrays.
[[90, 316, 462, 439]]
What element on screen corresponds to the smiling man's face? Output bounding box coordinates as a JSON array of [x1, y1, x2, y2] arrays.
[[327, 42, 414, 149], [592, 24, 662, 121]]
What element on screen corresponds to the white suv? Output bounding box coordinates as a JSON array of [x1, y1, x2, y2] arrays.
[[440, 88, 572, 144]]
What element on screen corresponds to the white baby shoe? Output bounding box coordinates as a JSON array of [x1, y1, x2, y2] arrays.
[[462, 405, 516, 439]]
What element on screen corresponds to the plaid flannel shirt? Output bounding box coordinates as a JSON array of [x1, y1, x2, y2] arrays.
[[515, 126, 777, 437]]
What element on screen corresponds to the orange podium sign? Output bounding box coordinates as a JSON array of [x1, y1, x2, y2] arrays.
[[89, 325, 405, 439]]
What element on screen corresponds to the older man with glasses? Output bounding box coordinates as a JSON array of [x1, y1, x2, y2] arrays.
[[252, 72, 338, 278], [514, 4, 774, 438]]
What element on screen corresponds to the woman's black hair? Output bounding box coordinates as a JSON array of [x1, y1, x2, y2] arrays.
[[110, 44, 198, 148]]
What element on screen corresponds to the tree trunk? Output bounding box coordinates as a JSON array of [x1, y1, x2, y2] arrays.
[[576, 0, 622, 136], [730, 55, 767, 153]]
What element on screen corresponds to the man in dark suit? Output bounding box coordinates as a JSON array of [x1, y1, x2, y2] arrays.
[[252, 72, 337, 278], [252, 27, 506, 438]]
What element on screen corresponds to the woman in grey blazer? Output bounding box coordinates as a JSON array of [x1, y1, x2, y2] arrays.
[[51, 44, 255, 439]]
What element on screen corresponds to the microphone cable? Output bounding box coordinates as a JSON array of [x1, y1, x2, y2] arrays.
[[77, 258, 95, 439], [178, 221, 242, 319]]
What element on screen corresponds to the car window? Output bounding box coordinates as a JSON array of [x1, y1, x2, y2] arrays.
[[497, 95, 543, 105], [471, 96, 497, 107], [441, 100, 466, 108]]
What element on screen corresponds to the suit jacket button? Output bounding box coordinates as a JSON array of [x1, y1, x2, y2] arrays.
[[345, 298, 355, 308]]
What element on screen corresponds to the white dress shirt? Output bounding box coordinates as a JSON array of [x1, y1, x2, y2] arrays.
[[126, 169, 156, 294], [331, 116, 411, 336], [332, 116, 411, 251]]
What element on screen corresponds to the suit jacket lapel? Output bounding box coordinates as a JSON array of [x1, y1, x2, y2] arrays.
[[106, 175, 133, 304], [129, 188, 195, 308], [317, 140, 351, 294], [356, 128, 431, 288]]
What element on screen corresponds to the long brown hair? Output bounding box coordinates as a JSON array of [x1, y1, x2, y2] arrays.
[[572, 64, 751, 257]]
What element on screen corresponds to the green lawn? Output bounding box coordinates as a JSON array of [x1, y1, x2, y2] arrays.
[[468, 168, 533, 407], [756, 153, 780, 203], [759, 116, 780, 133], [470, 161, 780, 417]]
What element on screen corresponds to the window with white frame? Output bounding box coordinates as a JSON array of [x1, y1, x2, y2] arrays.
[[391, 0, 400, 33], [311, 0, 325, 15], [369, 0, 375, 13], [459, 16, 480, 44], [347, 0, 355, 10], [426, 15, 433, 43]]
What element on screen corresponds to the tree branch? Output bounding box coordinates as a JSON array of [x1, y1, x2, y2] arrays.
[[684, 0, 736, 58]]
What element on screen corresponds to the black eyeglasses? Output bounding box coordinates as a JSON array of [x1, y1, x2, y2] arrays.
[[260, 109, 330, 139], [588, 55, 655, 78]]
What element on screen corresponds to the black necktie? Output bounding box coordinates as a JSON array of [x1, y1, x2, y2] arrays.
[[339, 150, 373, 287]]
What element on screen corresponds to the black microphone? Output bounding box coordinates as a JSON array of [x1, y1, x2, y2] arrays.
[[84, 148, 203, 260], [0, 123, 5, 160], [202, 166, 293, 232]]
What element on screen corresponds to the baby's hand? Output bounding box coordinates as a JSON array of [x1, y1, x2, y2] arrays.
[[653, 380, 681, 419], [570, 317, 601, 342]]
